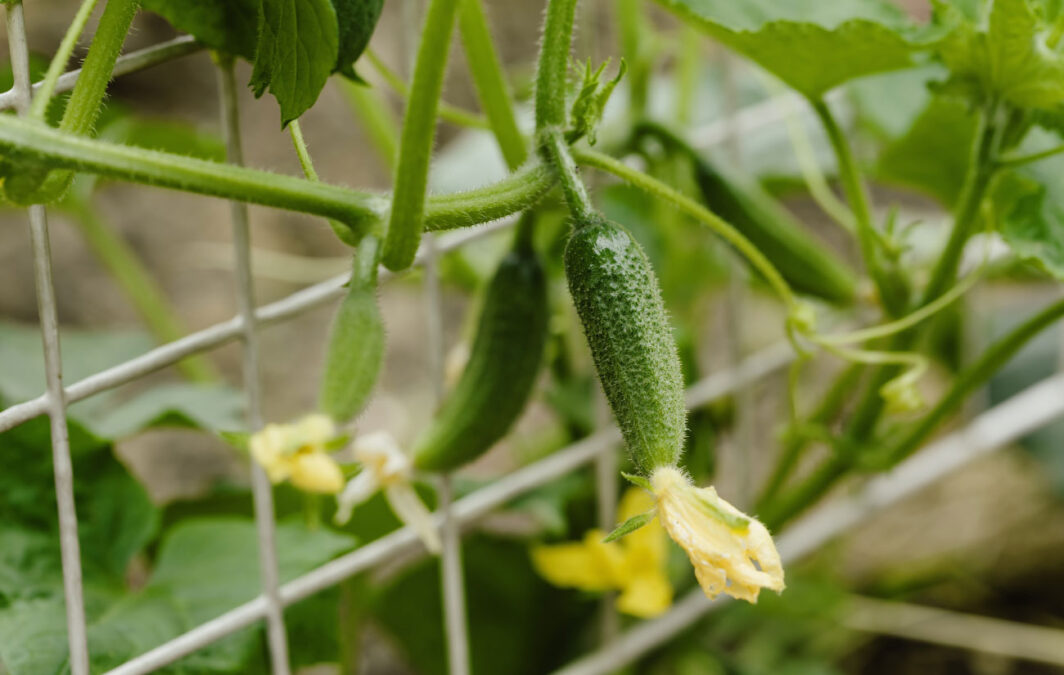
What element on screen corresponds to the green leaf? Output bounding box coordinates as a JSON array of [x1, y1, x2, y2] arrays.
[[141, 0, 260, 59], [936, 0, 1064, 110], [620, 471, 652, 491], [334, 0, 385, 81], [992, 169, 1064, 278], [87, 383, 246, 439], [250, 0, 341, 127], [602, 510, 655, 542], [654, 0, 928, 97], [877, 96, 978, 206], [0, 518, 356, 674]]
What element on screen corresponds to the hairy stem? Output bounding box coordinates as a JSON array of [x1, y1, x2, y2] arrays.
[[29, 0, 101, 119], [459, 0, 527, 170], [383, 0, 463, 270], [535, 0, 579, 132], [543, 128, 593, 219]]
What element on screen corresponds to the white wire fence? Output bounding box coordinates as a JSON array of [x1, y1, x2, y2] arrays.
[[5, 7, 1064, 675]]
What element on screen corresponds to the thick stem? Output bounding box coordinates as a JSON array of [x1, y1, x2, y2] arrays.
[[811, 98, 907, 316], [459, 0, 527, 170], [382, 0, 463, 271], [535, 0, 580, 132], [423, 162, 555, 231]]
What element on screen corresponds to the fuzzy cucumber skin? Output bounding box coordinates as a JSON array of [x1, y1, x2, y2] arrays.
[[694, 160, 857, 305], [565, 214, 686, 473], [413, 240, 549, 472], [319, 237, 386, 423]]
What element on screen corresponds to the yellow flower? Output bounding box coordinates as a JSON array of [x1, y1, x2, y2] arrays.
[[249, 414, 345, 494], [531, 488, 672, 618], [651, 466, 784, 603], [335, 431, 441, 554]]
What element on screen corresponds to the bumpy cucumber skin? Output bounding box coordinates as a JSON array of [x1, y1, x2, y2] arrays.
[[319, 237, 385, 423], [413, 240, 549, 472], [565, 214, 686, 474], [694, 160, 856, 305]]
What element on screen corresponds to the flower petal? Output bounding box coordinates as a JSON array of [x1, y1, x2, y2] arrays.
[[617, 569, 672, 618], [385, 483, 441, 554], [290, 452, 345, 494]]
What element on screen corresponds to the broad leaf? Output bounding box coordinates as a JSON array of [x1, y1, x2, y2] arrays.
[[141, 0, 260, 59], [877, 96, 978, 206], [88, 383, 245, 439], [935, 0, 1064, 110], [250, 0, 341, 127], [992, 170, 1064, 278], [653, 0, 929, 97]]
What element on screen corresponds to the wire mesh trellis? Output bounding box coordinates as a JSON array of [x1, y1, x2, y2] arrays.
[[6, 5, 1064, 675]]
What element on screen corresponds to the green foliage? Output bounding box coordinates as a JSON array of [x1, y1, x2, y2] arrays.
[[992, 167, 1064, 279], [655, 0, 928, 97], [142, 0, 260, 59], [334, 0, 385, 81]]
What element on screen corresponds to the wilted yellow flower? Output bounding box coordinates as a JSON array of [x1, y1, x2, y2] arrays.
[[531, 489, 672, 618], [335, 431, 441, 554], [249, 414, 344, 494], [651, 466, 784, 603]]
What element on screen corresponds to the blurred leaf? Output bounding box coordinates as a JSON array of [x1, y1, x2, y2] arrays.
[[87, 383, 246, 438], [877, 96, 977, 206], [249, 0, 340, 127], [935, 0, 1064, 110], [654, 0, 928, 98], [141, 0, 260, 59], [848, 65, 945, 141]]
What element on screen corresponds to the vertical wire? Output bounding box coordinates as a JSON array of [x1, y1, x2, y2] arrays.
[[5, 4, 90, 673], [216, 61, 291, 675]]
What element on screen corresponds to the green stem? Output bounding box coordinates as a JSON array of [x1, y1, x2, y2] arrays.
[[882, 296, 1064, 466], [575, 147, 799, 312], [60, 0, 139, 136], [674, 25, 700, 127], [616, 0, 649, 122], [423, 161, 555, 231], [534, 0, 579, 132], [29, 0, 101, 119], [0, 113, 384, 233], [68, 199, 217, 382], [996, 144, 1064, 169], [543, 129, 593, 219], [458, 0, 528, 170], [382, 0, 463, 271], [811, 98, 906, 316], [338, 78, 399, 172], [288, 120, 320, 180], [365, 49, 488, 130], [755, 362, 862, 509]]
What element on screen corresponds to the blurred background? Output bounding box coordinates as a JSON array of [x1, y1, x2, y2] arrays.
[[2, 0, 1064, 673]]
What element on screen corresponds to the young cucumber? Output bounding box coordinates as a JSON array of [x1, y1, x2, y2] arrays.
[[565, 213, 686, 474], [319, 236, 386, 423], [693, 159, 856, 305], [413, 221, 549, 472]]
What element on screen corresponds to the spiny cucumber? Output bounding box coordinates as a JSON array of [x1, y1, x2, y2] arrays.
[[319, 236, 386, 423], [412, 218, 549, 472], [564, 213, 686, 474]]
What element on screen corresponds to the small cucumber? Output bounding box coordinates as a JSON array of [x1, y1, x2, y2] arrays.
[[692, 159, 856, 305], [564, 213, 686, 473], [413, 219, 549, 472], [319, 236, 386, 423], [634, 122, 856, 306]]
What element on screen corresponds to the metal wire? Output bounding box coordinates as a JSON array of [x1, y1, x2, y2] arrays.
[[5, 4, 90, 673], [217, 61, 291, 674]]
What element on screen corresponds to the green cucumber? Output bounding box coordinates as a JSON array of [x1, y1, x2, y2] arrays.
[[413, 218, 549, 472], [564, 213, 686, 474], [636, 122, 856, 305], [319, 236, 386, 423]]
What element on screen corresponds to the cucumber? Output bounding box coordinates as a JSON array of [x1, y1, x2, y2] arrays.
[[319, 236, 386, 423], [635, 122, 856, 306], [564, 213, 686, 474], [412, 218, 549, 472]]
